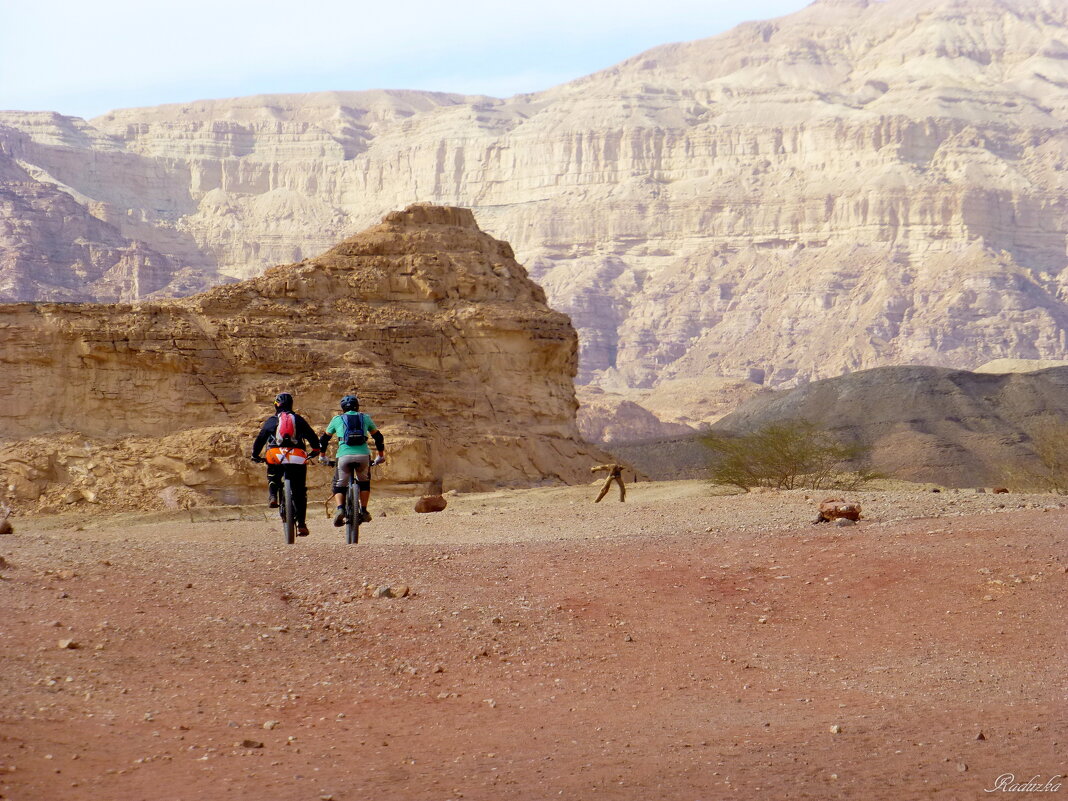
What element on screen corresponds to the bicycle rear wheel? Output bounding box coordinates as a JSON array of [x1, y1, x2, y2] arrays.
[[345, 483, 360, 545], [282, 476, 296, 545]]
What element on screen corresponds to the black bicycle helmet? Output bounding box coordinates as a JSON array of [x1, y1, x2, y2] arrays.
[[274, 392, 294, 411], [340, 394, 359, 412]]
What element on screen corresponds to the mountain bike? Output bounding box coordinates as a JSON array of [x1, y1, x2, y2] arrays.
[[253, 449, 311, 545], [321, 456, 381, 545], [277, 472, 297, 545]]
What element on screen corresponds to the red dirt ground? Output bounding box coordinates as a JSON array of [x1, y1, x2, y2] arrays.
[[1, 487, 1065, 800]]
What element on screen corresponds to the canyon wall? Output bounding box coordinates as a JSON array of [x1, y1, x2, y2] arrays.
[[0, 205, 608, 513], [1, 0, 1067, 399]]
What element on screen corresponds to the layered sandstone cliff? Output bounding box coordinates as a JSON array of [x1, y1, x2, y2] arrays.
[[0, 205, 608, 513], [2, 0, 1068, 397]]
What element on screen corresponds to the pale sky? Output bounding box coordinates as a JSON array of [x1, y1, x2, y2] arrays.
[[1, 0, 812, 120]]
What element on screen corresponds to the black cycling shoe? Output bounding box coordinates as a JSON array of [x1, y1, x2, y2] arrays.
[[268, 492, 279, 509], [296, 523, 310, 537], [333, 508, 346, 527], [359, 509, 372, 523]]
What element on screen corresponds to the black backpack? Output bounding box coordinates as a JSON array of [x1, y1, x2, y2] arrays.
[[342, 413, 367, 447]]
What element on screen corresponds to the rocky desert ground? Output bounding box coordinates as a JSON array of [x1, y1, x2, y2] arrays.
[[1, 480, 1064, 800]]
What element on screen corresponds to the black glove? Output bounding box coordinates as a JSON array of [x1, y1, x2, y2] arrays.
[[250, 455, 265, 464]]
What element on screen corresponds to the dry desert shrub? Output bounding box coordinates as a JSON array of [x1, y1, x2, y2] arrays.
[[701, 420, 881, 492]]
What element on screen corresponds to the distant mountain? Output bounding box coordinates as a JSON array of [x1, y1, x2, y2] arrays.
[[713, 364, 1068, 486], [1, 0, 1067, 390]]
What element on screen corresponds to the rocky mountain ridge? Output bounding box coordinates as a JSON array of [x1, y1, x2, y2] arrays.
[[2, 0, 1067, 395], [713, 363, 1068, 486], [0, 205, 609, 513]]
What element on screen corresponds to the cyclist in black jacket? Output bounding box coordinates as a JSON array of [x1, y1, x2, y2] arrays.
[[251, 392, 320, 536]]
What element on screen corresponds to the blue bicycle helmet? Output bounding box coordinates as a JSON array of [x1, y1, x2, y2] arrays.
[[340, 394, 359, 412]]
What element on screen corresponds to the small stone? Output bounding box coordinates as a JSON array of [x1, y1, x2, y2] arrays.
[[624, 634, 634, 642], [57, 639, 79, 650], [834, 518, 855, 527], [976, 731, 986, 741], [830, 724, 842, 734], [958, 762, 968, 772], [372, 586, 390, 599], [240, 739, 264, 749], [263, 721, 279, 730], [757, 616, 768, 624]]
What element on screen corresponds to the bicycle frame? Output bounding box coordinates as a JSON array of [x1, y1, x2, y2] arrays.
[[322, 456, 372, 545]]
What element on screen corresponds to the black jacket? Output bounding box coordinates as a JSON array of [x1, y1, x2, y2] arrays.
[[252, 412, 320, 458]]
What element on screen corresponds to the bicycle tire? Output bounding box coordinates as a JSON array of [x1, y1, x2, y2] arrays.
[[283, 475, 296, 545], [345, 483, 360, 545]]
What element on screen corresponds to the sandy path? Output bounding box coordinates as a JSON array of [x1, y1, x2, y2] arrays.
[[1, 483, 1065, 800]]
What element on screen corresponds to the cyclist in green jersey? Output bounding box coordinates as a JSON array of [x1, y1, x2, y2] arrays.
[[319, 395, 385, 527]]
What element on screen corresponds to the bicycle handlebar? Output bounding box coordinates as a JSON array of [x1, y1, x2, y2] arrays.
[[317, 456, 383, 468]]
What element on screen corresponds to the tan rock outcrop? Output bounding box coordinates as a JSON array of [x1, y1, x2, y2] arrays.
[[576, 387, 696, 444], [2, 0, 1068, 392], [974, 358, 1068, 374], [0, 205, 610, 513]]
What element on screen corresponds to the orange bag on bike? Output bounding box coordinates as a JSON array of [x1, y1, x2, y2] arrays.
[[265, 446, 308, 465]]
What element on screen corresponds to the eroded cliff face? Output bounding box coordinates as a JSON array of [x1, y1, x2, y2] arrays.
[[2, 0, 1068, 394], [0, 205, 607, 513]]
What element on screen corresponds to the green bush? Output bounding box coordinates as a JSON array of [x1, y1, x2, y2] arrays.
[[700, 420, 878, 491]]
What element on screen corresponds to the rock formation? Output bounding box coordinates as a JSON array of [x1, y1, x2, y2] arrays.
[[712, 364, 1068, 486], [576, 387, 696, 444], [975, 358, 1068, 373], [2, 0, 1068, 394], [0, 205, 610, 513]]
